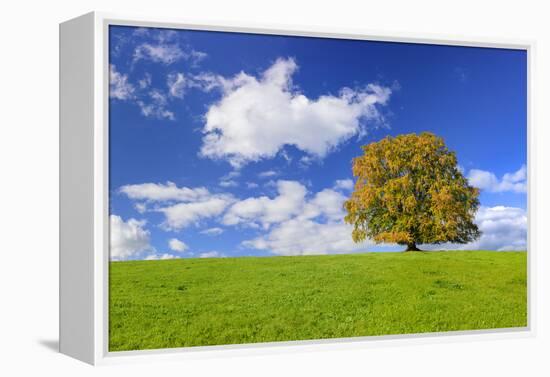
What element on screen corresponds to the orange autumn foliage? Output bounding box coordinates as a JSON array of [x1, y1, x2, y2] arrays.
[[344, 132, 481, 250]]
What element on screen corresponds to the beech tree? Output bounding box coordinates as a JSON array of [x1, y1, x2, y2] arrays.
[[344, 132, 481, 251]]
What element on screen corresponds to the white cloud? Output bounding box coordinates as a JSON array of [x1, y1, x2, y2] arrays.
[[280, 150, 292, 163], [110, 215, 152, 260], [246, 182, 259, 189], [223, 180, 348, 231], [242, 218, 371, 256], [333, 179, 354, 191], [137, 89, 175, 120], [134, 42, 185, 65], [111, 32, 131, 57], [258, 170, 278, 178], [299, 155, 316, 167], [299, 188, 347, 221], [222, 180, 307, 228], [224, 179, 369, 256], [168, 238, 189, 252], [467, 165, 527, 193], [199, 251, 225, 258], [111, 31, 209, 122], [219, 180, 238, 188], [219, 180, 237, 187], [138, 73, 152, 89], [235, 178, 527, 255], [167, 72, 187, 98], [134, 203, 147, 214], [109, 64, 135, 100], [200, 227, 224, 236], [240, 187, 527, 254], [145, 253, 179, 260], [199, 58, 392, 167], [119, 182, 210, 202], [133, 30, 207, 66], [110, 65, 174, 120], [466, 206, 527, 251], [420, 206, 527, 252], [119, 181, 234, 231], [219, 170, 240, 188], [238, 182, 368, 255], [190, 50, 208, 66], [187, 72, 235, 92], [133, 27, 150, 37], [158, 196, 234, 230]]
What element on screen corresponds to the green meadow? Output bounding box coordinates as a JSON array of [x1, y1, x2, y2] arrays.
[[109, 251, 527, 352]]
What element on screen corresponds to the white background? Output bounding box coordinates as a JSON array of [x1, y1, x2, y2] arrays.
[[0, 0, 548, 375]]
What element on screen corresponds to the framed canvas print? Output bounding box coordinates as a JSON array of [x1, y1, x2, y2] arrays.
[[60, 12, 533, 365]]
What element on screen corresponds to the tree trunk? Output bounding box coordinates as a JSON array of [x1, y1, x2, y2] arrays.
[[405, 242, 421, 251]]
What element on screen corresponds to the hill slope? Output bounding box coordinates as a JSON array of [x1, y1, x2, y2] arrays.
[[109, 251, 527, 351]]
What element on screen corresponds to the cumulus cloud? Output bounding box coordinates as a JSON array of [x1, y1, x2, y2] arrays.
[[134, 203, 147, 214], [110, 215, 152, 260], [219, 180, 238, 188], [199, 251, 225, 258], [467, 165, 527, 193], [280, 150, 292, 163], [258, 170, 278, 178], [222, 180, 307, 229], [236, 179, 526, 255], [119, 182, 210, 202], [242, 219, 371, 256], [299, 155, 317, 167], [299, 188, 348, 221], [199, 58, 392, 167], [333, 179, 354, 191], [238, 180, 367, 255], [219, 170, 240, 188], [158, 196, 234, 230], [244, 203, 527, 255], [168, 238, 189, 252], [218, 179, 366, 255], [119, 181, 234, 230], [465, 206, 527, 251], [145, 253, 179, 260], [109, 64, 135, 100], [419, 205, 527, 252], [200, 227, 224, 236]]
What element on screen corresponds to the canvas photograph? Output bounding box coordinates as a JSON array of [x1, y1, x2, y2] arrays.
[[107, 25, 527, 352]]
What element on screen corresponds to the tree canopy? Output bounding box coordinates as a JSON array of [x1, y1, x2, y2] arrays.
[[344, 132, 481, 251]]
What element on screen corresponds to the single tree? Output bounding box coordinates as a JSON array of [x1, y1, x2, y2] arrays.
[[344, 132, 481, 251]]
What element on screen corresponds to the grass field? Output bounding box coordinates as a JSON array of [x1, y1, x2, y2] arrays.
[[109, 251, 527, 351]]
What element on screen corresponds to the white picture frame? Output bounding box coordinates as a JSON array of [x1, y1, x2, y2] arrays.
[[59, 11, 535, 365]]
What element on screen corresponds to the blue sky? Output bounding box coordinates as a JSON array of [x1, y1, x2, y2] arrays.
[[108, 25, 527, 260]]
